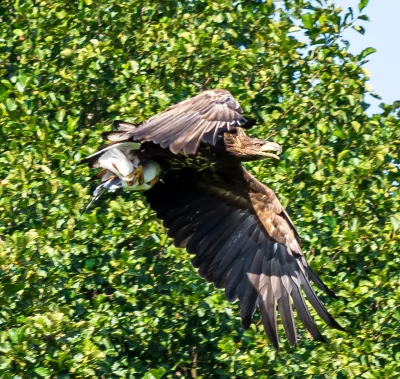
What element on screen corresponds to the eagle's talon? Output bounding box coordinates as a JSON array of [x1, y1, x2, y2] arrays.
[[127, 165, 144, 186], [149, 176, 159, 187], [137, 165, 145, 185]]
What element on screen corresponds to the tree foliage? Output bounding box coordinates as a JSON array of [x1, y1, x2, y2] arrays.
[[1, 0, 399, 377]]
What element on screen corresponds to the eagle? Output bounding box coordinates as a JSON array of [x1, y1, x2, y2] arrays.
[[82, 89, 343, 349]]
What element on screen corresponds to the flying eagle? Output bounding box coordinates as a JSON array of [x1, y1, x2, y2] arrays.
[[82, 89, 343, 349]]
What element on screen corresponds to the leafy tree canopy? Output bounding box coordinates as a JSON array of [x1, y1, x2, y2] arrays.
[[0, 0, 399, 377]]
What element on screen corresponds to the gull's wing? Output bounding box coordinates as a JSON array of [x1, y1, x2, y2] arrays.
[[104, 89, 247, 155], [145, 162, 343, 349]]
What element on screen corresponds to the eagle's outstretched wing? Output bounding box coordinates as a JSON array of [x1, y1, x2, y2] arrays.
[[145, 162, 343, 349], [103, 89, 247, 155]]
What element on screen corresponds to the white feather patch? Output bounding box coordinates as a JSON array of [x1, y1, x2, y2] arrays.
[[84, 142, 141, 160], [98, 148, 134, 178]]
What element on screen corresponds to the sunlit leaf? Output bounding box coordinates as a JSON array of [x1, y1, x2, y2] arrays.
[[359, 0, 369, 12]]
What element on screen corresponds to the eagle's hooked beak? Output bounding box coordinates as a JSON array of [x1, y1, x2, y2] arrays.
[[260, 141, 282, 160]]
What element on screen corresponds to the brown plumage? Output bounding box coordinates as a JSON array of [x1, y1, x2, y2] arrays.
[[102, 89, 246, 155], [83, 89, 343, 349]]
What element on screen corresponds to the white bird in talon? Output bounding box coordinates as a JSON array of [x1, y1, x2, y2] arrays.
[[82, 142, 161, 211]]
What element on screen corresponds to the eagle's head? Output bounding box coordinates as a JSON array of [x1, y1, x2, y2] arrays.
[[224, 128, 282, 161]]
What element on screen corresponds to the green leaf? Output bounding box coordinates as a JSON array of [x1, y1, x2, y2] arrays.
[[353, 25, 366, 35], [142, 368, 167, 379], [18, 75, 32, 87], [56, 10, 67, 19], [338, 149, 350, 162], [6, 98, 18, 111], [359, 0, 369, 11], [358, 15, 370, 21], [360, 47, 376, 59], [245, 367, 255, 377], [302, 13, 313, 29], [271, 110, 281, 119], [12, 29, 24, 36], [34, 368, 51, 378], [214, 14, 224, 23], [8, 326, 28, 344], [351, 121, 361, 132], [60, 48, 73, 56], [16, 82, 25, 93], [317, 121, 328, 134], [55, 109, 66, 122], [390, 215, 400, 232], [24, 230, 38, 246], [325, 216, 337, 229], [84, 258, 96, 269], [130, 60, 140, 73], [347, 95, 355, 106]]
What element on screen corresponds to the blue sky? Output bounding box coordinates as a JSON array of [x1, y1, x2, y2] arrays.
[[334, 0, 400, 113]]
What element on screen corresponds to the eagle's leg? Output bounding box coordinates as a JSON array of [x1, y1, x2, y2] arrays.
[[127, 165, 144, 186]]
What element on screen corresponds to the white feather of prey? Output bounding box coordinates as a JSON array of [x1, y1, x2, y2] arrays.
[[98, 148, 135, 180], [84, 141, 141, 161]]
